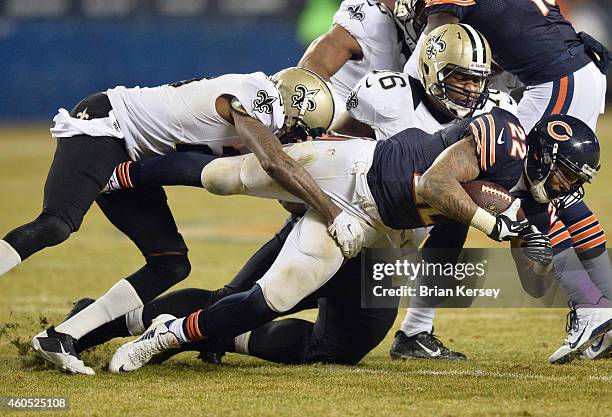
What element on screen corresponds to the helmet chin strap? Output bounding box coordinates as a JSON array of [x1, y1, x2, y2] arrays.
[[525, 143, 560, 204]]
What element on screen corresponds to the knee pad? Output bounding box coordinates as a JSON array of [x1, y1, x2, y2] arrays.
[[201, 156, 247, 196], [146, 254, 191, 286], [4, 212, 74, 259], [37, 213, 74, 245]]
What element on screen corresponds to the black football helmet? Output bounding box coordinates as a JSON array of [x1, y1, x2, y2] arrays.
[[525, 115, 600, 209]]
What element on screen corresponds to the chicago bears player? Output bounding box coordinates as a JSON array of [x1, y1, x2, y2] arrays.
[[416, 0, 612, 362], [12, 67, 366, 375], [334, 23, 518, 361], [106, 108, 579, 373]]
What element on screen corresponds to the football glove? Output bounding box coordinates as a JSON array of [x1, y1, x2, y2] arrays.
[[520, 226, 553, 266], [328, 211, 364, 259], [489, 199, 530, 242]]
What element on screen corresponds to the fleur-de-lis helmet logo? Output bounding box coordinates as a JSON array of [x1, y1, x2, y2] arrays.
[[425, 31, 447, 59], [291, 84, 320, 113], [252, 90, 278, 114]]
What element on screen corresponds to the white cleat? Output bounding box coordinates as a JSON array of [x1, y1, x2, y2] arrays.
[[549, 306, 612, 364], [109, 314, 179, 374], [582, 330, 612, 360], [31, 327, 95, 375]]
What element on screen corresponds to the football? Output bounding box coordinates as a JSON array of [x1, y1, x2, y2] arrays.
[[462, 181, 526, 220]]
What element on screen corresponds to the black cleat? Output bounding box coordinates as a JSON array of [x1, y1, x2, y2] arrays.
[[390, 330, 467, 361], [65, 298, 95, 320], [197, 349, 225, 365], [31, 326, 95, 374]]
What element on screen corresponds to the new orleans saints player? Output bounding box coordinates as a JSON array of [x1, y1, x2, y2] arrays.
[[93, 23, 495, 364], [13, 67, 365, 375]]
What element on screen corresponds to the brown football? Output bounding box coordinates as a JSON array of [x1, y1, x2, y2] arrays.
[[462, 181, 526, 221]]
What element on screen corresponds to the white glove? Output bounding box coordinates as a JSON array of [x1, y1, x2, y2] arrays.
[[328, 211, 365, 258], [489, 199, 530, 242]]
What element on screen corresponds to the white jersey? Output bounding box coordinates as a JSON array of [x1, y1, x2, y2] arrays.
[[106, 72, 284, 160], [347, 71, 454, 140], [347, 70, 518, 140], [330, 0, 408, 107]]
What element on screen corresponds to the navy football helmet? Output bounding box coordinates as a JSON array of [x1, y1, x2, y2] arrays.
[[525, 115, 600, 209]]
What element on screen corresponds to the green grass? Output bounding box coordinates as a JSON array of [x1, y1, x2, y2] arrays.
[[0, 118, 612, 416]]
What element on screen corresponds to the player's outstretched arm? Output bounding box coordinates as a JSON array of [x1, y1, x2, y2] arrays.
[[232, 109, 364, 258], [298, 24, 362, 81]]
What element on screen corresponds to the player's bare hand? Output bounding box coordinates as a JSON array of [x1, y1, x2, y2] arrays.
[[328, 211, 364, 258]]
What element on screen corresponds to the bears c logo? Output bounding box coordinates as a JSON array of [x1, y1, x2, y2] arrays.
[[547, 120, 573, 141]]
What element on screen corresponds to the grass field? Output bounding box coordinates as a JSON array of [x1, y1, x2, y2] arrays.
[[0, 117, 612, 417]]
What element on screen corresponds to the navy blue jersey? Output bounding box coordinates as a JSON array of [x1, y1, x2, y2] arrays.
[[426, 0, 592, 85], [368, 107, 526, 229]]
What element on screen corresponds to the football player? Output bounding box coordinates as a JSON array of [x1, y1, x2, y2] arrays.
[[298, 0, 416, 116], [101, 23, 502, 362], [412, 0, 612, 363], [9, 67, 366, 375], [107, 109, 600, 373], [334, 23, 517, 361]]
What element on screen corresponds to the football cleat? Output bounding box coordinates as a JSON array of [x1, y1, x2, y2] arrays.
[[548, 305, 612, 364], [109, 314, 180, 374], [31, 327, 95, 375], [582, 330, 612, 360], [390, 330, 467, 361], [147, 338, 225, 365]]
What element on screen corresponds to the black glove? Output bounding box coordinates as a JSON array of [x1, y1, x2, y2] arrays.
[[489, 199, 530, 242], [520, 226, 553, 266]]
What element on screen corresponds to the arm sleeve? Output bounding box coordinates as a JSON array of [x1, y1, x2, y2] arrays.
[[469, 109, 523, 176], [333, 0, 397, 62]]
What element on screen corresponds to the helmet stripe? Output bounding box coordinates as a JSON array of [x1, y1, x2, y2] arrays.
[[460, 24, 485, 64]]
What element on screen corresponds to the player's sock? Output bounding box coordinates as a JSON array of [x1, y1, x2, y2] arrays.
[[140, 288, 215, 329], [180, 284, 279, 341], [56, 279, 143, 339], [400, 308, 435, 337], [579, 251, 612, 299], [0, 240, 21, 276], [553, 247, 604, 305], [125, 307, 145, 335], [75, 316, 131, 353], [168, 318, 188, 343], [105, 152, 216, 191]]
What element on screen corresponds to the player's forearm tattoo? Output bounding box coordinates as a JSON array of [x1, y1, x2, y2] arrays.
[[234, 112, 341, 224], [417, 137, 482, 225]]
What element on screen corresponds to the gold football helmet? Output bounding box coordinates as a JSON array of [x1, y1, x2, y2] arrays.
[[419, 23, 493, 118], [270, 67, 335, 143]]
